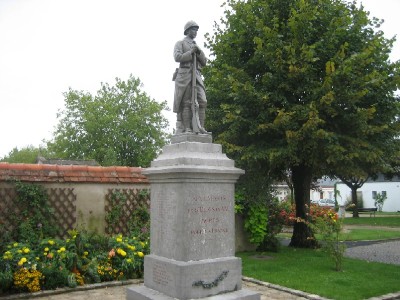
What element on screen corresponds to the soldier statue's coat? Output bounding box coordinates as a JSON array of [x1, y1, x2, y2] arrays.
[[173, 36, 207, 114]]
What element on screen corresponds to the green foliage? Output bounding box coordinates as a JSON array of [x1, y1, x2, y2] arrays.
[[47, 75, 170, 167], [0, 181, 58, 252], [127, 201, 150, 241], [309, 211, 345, 271], [0, 145, 50, 163], [244, 204, 268, 244], [0, 267, 13, 293], [257, 199, 293, 252], [40, 265, 69, 290], [105, 191, 127, 230], [204, 0, 400, 246], [374, 192, 387, 211]]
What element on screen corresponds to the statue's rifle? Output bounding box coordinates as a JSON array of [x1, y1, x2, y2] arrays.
[[191, 51, 201, 134]]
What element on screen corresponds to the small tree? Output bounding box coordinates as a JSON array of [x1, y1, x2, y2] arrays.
[[374, 192, 387, 212]]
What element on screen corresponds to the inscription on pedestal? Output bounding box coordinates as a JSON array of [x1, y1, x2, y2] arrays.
[[152, 262, 171, 286], [187, 194, 231, 240]]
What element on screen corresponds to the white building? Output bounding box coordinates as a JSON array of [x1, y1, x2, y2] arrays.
[[336, 175, 400, 212], [273, 183, 291, 201], [310, 178, 335, 202]]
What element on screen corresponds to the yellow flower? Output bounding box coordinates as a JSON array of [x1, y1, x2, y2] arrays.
[[23, 247, 30, 253], [126, 258, 132, 263], [59, 247, 66, 252], [44, 252, 47, 256], [140, 242, 145, 247], [13, 242, 18, 247], [17, 257, 27, 266], [84, 251, 89, 256], [137, 251, 144, 258], [116, 237, 123, 243], [17, 250, 22, 254], [44, 247, 49, 252], [117, 248, 127, 257], [48, 240, 55, 245]]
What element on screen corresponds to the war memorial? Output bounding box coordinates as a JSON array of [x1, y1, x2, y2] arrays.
[[126, 21, 260, 300]]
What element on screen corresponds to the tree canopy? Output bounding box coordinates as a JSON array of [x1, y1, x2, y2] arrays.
[[0, 146, 49, 164], [204, 0, 400, 247], [47, 75, 169, 167]]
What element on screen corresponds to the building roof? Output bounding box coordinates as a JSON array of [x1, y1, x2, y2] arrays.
[[0, 162, 148, 184]]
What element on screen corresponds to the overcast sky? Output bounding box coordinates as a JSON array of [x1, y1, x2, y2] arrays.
[[0, 0, 399, 158]]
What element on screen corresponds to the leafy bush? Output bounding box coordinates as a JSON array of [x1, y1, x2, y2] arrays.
[[309, 210, 345, 271], [258, 199, 293, 252]]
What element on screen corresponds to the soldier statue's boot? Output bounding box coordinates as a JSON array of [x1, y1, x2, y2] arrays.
[[198, 108, 208, 134], [182, 106, 192, 133], [175, 112, 184, 134]]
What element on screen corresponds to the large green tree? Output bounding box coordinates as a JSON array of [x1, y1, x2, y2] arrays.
[[204, 0, 400, 247], [47, 75, 169, 167]]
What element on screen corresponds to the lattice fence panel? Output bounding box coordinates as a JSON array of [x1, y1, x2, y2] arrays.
[[47, 188, 77, 238], [0, 186, 76, 239], [0, 187, 19, 237], [105, 188, 150, 235]]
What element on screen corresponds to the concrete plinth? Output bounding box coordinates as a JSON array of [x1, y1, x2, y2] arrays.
[[127, 285, 260, 300], [127, 135, 260, 300]]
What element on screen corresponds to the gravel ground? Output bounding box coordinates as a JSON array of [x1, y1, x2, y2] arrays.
[[345, 240, 400, 265]]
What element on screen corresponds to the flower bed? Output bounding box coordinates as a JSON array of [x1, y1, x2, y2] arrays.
[[0, 230, 148, 295]]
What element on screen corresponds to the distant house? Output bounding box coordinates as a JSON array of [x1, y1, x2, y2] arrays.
[[272, 178, 336, 203], [336, 174, 400, 212], [310, 178, 336, 202], [273, 183, 291, 201]]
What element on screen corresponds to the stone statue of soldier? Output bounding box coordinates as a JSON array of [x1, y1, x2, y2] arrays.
[[173, 21, 208, 134]]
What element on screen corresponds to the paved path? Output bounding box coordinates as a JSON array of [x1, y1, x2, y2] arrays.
[[3, 279, 320, 300]]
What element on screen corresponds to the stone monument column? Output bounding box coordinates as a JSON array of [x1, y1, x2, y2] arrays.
[[127, 134, 260, 300]]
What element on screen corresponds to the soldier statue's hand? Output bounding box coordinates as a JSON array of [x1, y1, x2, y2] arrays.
[[191, 45, 200, 54]]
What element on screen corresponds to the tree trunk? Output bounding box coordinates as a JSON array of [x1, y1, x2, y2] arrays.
[[351, 187, 359, 218], [289, 164, 319, 248]]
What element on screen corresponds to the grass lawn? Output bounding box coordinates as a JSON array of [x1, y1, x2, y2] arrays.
[[341, 228, 400, 241], [279, 216, 400, 241], [238, 247, 400, 300], [343, 215, 400, 227]]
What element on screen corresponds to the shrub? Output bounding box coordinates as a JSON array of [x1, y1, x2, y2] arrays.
[[0, 268, 13, 293], [258, 199, 293, 252], [309, 210, 345, 271]]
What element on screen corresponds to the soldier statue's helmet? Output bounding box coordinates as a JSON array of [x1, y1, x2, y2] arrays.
[[184, 20, 199, 35]]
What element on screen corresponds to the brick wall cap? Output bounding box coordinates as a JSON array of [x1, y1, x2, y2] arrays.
[[0, 163, 148, 184]]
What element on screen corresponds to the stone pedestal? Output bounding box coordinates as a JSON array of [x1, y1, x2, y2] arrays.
[[127, 134, 260, 300]]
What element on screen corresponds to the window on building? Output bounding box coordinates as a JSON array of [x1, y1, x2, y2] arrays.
[[382, 191, 387, 197], [372, 191, 377, 199]]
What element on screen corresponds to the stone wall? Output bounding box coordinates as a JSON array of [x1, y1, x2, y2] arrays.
[[0, 163, 149, 236], [0, 162, 255, 251]]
